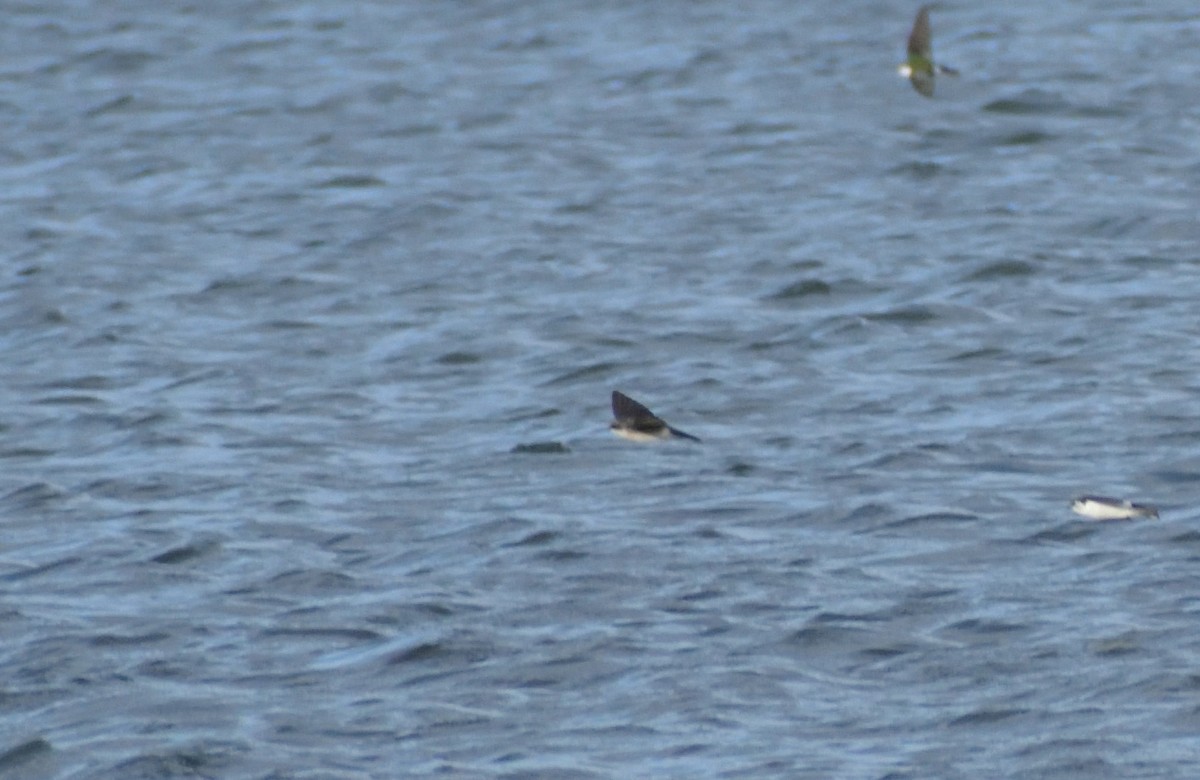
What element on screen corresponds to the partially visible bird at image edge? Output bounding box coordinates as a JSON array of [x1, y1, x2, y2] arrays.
[[898, 5, 958, 97]]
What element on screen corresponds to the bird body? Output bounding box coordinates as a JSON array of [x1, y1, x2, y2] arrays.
[[898, 5, 957, 97], [610, 391, 700, 443], [1071, 496, 1159, 521]]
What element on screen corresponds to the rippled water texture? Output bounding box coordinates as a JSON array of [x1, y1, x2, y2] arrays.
[[4, 1, 1200, 778]]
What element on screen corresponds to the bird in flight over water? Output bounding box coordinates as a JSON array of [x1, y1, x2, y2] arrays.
[[1070, 495, 1160, 521], [898, 5, 958, 97], [610, 390, 701, 443]]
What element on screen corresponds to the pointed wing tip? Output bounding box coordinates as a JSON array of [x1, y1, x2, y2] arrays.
[[611, 390, 654, 419], [907, 6, 932, 58], [910, 75, 935, 97]]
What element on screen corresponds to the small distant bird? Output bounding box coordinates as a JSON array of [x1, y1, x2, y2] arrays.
[[898, 5, 958, 97], [610, 390, 700, 443], [1071, 495, 1160, 521]]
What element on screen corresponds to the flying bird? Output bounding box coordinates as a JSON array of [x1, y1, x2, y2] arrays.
[[610, 390, 701, 443], [898, 5, 958, 97], [1070, 495, 1160, 521]]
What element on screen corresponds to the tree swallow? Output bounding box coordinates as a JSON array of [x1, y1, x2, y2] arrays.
[[610, 390, 701, 443], [898, 5, 958, 97], [1070, 495, 1160, 521]]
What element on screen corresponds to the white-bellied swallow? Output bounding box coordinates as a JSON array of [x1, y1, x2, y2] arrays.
[[1071, 495, 1160, 521], [898, 5, 958, 97], [610, 390, 700, 443]]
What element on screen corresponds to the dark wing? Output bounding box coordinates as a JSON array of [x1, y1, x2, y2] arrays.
[[1076, 494, 1124, 505], [612, 390, 657, 421], [907, 6, 932, 60], [910, 71, 935, 98]]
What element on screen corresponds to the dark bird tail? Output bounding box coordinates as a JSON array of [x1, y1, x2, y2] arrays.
[[668, 426, 701, 443]]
